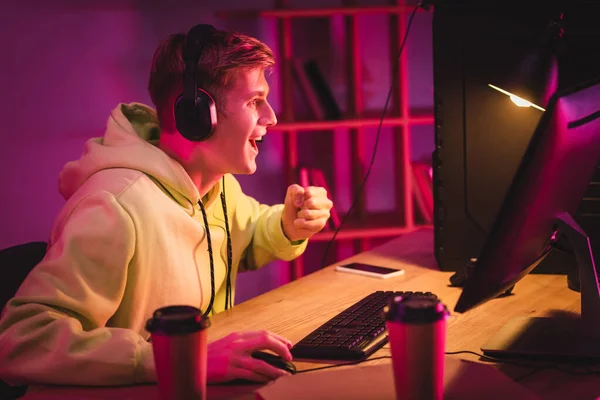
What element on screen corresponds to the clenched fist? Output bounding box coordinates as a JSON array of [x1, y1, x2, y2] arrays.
[[281, 184, 333, 242]]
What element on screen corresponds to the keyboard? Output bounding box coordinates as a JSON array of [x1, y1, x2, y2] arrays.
[[291, 290, 438, 361]]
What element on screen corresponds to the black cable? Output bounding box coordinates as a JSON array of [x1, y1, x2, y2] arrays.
[[198, 199, 216, 318], [443, 350, 546, 369], [514, 367, 546, 382], [295, 355, 392, 374], [294, 348, 600, 379], [198, 179, 233, 317], [444, 350, 600, 377], [320, 1, 428, 269], [221, 176, 234, 310]]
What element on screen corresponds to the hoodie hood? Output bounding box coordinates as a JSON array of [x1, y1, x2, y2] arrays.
[[59, 103, 207, 211]]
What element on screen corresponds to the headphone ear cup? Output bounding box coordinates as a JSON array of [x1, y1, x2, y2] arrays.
[[174, 88, 217, 142], [174, 95, 196, 141], [196, 88, 217, 140]]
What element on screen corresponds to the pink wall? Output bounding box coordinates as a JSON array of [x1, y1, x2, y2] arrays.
[[0, 0, 433, 303]]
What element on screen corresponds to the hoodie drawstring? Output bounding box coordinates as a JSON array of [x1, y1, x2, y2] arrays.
[[198, 176, 233, 317]]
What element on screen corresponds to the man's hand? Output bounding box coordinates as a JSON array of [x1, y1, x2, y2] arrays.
[[282, 184, 333, 242], [207, 330, 294, 383]]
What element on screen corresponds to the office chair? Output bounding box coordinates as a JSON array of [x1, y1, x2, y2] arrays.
[[0, 241, 47, 399]]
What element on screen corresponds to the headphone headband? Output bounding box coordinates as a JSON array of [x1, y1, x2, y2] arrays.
[[174, 24, 219, 142], [181, 24, 217, 105]]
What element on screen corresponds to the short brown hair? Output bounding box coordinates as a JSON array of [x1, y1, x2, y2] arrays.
[[148, 28, 275, 120]]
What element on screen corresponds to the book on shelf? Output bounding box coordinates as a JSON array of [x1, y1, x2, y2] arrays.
[[292, 58, 325, 121], [298, 166, 341, 230], [301, 59, 342, 120]]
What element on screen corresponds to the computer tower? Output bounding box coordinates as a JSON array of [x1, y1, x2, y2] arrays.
[[432, 1, 600, 272]]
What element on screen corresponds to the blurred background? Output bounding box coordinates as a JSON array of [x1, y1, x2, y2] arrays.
[[0, 0, 434, 303]]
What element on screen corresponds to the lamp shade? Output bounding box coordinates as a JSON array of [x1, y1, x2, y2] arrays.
[[489, 14, 564, 111]]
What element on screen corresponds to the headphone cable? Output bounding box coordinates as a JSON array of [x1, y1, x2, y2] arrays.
[[320, 1, 429, 269]]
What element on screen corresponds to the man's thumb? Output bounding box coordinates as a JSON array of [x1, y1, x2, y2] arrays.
[[286, 184, 305, 208]]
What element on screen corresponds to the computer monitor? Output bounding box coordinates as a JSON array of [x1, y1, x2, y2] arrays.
[[432, 2, 600, 274], [454, 76, 600, 360]]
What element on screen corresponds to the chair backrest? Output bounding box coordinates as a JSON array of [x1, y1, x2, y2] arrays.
[[0, 241, 47, 398], [0, 241, 47, 312]]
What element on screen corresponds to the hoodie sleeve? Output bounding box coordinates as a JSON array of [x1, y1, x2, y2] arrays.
[[0, 192, 156, 386], [225, 176, 308, 272]]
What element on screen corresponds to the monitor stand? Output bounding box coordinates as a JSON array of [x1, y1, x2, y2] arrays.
[[481, 212, 600, 361]]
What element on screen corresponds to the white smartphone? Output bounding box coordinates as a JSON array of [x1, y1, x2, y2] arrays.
[[335, 263, 405, 279]]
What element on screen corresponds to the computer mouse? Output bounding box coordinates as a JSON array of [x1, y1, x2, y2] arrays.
[[251, 350, 297, 375]]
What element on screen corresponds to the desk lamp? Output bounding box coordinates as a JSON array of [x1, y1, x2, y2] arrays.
[[488, 13, 564, 112]]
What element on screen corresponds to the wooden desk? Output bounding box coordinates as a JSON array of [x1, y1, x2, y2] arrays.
[[22, 228, 600, 400]]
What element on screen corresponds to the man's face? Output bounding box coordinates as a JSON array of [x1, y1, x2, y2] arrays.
[[201, 67, 277, 176]]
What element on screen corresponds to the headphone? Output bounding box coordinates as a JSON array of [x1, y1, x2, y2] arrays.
[[174, 24, 218, 142]]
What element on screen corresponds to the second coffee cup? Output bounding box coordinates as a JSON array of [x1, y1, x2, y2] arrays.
[[384, 294, 449, 400], [146, 305, 210, 400]]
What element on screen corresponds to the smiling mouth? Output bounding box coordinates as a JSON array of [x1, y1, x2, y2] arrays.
[[248, 138, 264, 151]]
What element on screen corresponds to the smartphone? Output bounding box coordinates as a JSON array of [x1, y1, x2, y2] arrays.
[[335, 263, 405, 279]]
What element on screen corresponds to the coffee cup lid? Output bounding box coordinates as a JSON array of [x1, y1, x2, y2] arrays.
[[384, 295, 449, 324], [146, 305, 210, 335]]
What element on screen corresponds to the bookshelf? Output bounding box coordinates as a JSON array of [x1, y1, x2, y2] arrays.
[[217, 0, 433, 280], [274, 114, 433, 131]]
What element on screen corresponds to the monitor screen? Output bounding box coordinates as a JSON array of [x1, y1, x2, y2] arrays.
[[432, 2, 600, 274], [455, 76, 600, 312], [454, 75, 600, 360]]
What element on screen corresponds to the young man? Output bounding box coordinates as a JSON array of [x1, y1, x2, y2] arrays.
[[0, 25, 332, 386]]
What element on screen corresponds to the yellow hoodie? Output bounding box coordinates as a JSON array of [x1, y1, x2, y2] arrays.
[[0, 103, 307, 386]]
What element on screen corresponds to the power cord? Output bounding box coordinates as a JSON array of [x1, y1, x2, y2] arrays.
[[295, 348, 600, 381], [320, 0, 432, 269], [445, 350, 600, 381], [443, 350, 549, 383], [296, 355, 392, 374], [514, 367, 546, 382]]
